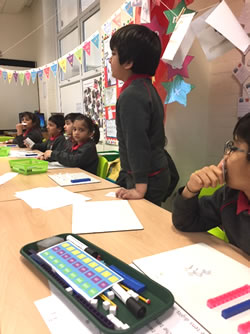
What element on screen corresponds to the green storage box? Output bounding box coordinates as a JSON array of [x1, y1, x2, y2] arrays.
[[9, 158, 48, 175], [0, 136, 14, 142], [20, 234, 174, 334], [98, 151, 120, 162], [0, 147, 11, 157]]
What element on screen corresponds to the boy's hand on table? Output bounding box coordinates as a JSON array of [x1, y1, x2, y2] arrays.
[[43, 150, 52, 160], [116, 183, 147, 200]]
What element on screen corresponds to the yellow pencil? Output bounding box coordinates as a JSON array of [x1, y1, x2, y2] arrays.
[[119, 283, 151, 305], [99, 293, 117, 307]]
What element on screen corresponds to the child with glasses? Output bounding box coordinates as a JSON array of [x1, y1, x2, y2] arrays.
[[172, 113, 250, 255]]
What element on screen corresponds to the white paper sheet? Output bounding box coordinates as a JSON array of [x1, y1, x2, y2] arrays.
[[162, 12, 196, 62], [47, 161, 67, 169], [0, 172, 18, 185], [205, 0, 250, 54], [133, 243, 250, 334], [9, 150, 39, 158], [15, 187, 91, 210], [191, 7, 234, 61], [48, 172, 100, 186], [163, 25, 195, 69], [35, 294, 101, 334], [72, 200, 143, 234]]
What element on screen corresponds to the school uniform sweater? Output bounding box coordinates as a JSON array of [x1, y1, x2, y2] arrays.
[[13, 127, 43, 148], [116, 75, 168, 184], [172, 186, 250, 255], [49, 140, 98, 175], [32, 134, 66, 152]]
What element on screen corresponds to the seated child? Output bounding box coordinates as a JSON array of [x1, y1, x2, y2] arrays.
[[32, 114, 66, 152], [64, 112, 82, 150], [172, 113, 250, 255], [43, 114, 99, 175], [10, 112, 43, 148]]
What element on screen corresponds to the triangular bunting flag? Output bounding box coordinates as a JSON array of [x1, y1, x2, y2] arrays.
[[58, 58, 67, 73], [51, 63, 58, 77], [67, 54, 74, 67], [112, 12, 121, 27], [38, 70, 43, 81], [74, 48, 83, 64], [3, 71, 7, 81], [19, 72, 25, 86], [91, 33, 99, 49], [44, 67, 50, 79], [124, 2, 133, 17], [25, 71, 31, 86], [7, 71, 13, 84], [83, 41, 91, 56], [31, 70, 37, 84], [13, 72, 18, 83], [103, 21, 112, 35]]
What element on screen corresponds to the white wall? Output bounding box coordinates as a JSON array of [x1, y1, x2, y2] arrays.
[[0, 6, 39, 129]]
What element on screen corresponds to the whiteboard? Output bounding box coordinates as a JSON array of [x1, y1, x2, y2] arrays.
[[0, 66, 39, 130]]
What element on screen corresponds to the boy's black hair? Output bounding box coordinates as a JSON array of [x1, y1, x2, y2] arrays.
[[64, 112, 82, 123], [233, 112, 250, 160], [110, 24, 161, 76], [48, 114, 65, 134], [22, 111, 40, 129], [74, 114, 100, 144]]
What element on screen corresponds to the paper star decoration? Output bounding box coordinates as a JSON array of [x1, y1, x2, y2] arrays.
[[162, 75, 194, 106], [164, 0, 195, 35], [142, 15, 166, 39], [167, 55, 194, 80]]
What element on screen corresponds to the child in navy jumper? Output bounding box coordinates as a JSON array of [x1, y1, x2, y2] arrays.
[[109, 24, 170, 206], [172, 113, 250, 255], [33, 114, 66, 153], [9, 112, 43, 148], [43, 114, 99, 175]]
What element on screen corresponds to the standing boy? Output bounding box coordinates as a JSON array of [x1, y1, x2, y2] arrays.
[[109, 24, 170, 206], [172, 113, 250, 255]]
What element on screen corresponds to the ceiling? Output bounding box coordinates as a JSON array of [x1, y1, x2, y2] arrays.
[[0, 0, 33, 14]]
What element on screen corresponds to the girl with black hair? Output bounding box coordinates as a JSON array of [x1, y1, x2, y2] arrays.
[[42, 114, 99, 175], [9, 112, 43, 148]]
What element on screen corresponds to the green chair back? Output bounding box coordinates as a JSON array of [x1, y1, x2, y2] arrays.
[[199, 185, 229, 243], [97, 155, 109, 179]]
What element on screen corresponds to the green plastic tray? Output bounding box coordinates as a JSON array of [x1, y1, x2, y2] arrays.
[[9, 158, 48, 175], [98, 151, 120, 162], [0, 147, 11, 157], [20, 234, 174, 334], [0, 136, 14, 142]]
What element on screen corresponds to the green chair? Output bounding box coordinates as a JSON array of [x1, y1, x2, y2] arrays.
[[96, 155, 109, 179], [199, 185, 229, 243]]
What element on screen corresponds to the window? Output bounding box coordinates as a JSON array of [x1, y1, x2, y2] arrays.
[[59, 28, 80, 81], [82, 10, 102, 73], [57, 0, 78, 32]]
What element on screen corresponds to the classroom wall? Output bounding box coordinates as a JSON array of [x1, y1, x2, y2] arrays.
[[30, 0, 58, 121], [0, 5, 39, 130]]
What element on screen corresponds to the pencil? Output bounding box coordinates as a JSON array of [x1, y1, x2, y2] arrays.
[[99, 293, 117, 307], [119, 283, 151, 305]]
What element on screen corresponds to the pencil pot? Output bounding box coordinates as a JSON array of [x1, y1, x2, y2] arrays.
[[0, 147, 11, 157], [9, 158, 48, 175]]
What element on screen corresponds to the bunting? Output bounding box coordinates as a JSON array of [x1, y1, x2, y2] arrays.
[[0, 30, 100, 85]]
